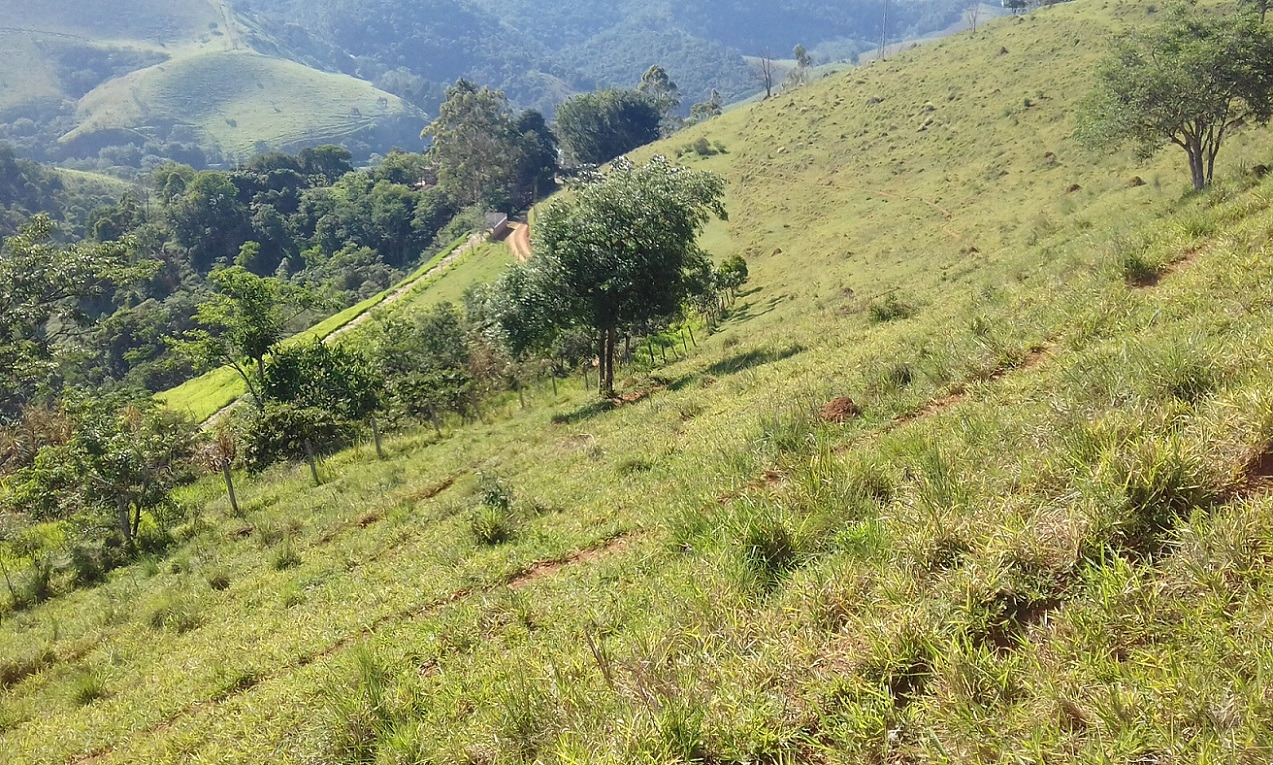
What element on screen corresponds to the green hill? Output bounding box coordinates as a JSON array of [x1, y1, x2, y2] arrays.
[[8, 1, 1273, 762], [0, 0, 422, 165]]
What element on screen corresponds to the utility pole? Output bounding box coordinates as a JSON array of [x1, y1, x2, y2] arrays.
[[878, 0, 890, 60]]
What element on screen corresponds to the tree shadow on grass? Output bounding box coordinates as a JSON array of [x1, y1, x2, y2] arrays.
[[705, 344, 806, 377], [550, 398, 616, 425]]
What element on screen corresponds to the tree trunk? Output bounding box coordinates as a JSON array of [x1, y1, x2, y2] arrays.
[[551, 374, 558, 396], [517, 383, 525, 409], [117, 496, 133, 547], [222, 463, 241, 515], [1185, 141, 1206, 191], [370, 415, 385, 459], [303, 438, 320, 486], [605, 328, 617, 395]]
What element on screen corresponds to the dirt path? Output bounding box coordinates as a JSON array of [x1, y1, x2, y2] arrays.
[[505, 221, 532, 263]]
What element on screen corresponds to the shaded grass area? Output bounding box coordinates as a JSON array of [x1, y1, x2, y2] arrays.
[[10, 1, 1273, 762]]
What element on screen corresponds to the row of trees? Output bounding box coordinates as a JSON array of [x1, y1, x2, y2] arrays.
[[423, 65, 734, 197]]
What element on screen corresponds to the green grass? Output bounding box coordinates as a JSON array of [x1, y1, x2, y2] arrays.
[[395, 240, 514, 314], [11, 0, 1273, 761]]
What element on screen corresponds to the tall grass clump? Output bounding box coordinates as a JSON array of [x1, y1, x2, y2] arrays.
[[471, 473, 518, 545], [146, 595, 203, 634], [323, 645, 411, 763], [868, 293, 916, 323]]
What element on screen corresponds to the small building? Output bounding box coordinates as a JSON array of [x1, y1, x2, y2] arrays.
[[485, 212, 510, 239]]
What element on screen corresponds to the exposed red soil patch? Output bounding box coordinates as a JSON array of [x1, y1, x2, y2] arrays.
[[1241, 447, 1273, 493], [508, 531, 640, 591], [505, 221, 533, 263], [893, 390, 965, 428], [403, 475, 457, 504], [819, 396, 862, 423]]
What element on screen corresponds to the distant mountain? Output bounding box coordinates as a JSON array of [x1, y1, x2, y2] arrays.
[[0, 0, 965, 172], [242, 0, 967, 116], [0, 0, 424, 170]]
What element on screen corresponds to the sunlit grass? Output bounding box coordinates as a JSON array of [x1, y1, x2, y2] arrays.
[[9, 0, 1273, 761]]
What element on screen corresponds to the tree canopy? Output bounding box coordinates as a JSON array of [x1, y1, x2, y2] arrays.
[[1079, 7, 1273, 190], [488, 156, 726, 396], [0, 215, 146, 421], [555, 89, 663, 167]]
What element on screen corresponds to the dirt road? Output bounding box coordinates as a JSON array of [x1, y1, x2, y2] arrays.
[[505, 221, 532, 263]]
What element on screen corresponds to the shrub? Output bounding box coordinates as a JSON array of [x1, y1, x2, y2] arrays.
[[243, 403, 360, 474], [69, 545, 107, 587], [868, 293, 916, 323]]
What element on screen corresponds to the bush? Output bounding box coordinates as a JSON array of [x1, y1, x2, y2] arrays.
[[69, 545, 106, 587], [243, 403, 361, 474]]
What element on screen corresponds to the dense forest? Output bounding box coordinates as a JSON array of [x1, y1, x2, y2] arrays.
[[0, 143, 480, 398]]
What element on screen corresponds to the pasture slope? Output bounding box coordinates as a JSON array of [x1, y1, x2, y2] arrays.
[[7, 1, 1273, 763]]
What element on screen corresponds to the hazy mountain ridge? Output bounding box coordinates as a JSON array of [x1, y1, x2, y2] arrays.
[[0, 0, 969, 173]]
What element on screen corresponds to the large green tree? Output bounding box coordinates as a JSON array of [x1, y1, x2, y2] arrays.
[[424, 80, 558, 208], [173, 266, 318, 408], [554, 89, 663, 166], [0, 215, 147, 421], [1079, 7, 1273, 190], [499, 157, 726, 396]]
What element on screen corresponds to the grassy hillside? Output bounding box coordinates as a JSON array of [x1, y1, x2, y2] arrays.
[[66, 51, 417, 158], [8, 1, 1273, 762], [0, 0, 421, 163]]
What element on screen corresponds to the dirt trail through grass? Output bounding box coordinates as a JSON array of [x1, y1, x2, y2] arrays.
[[504, 221, 532, 263], [67, 530, 641, 765]]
